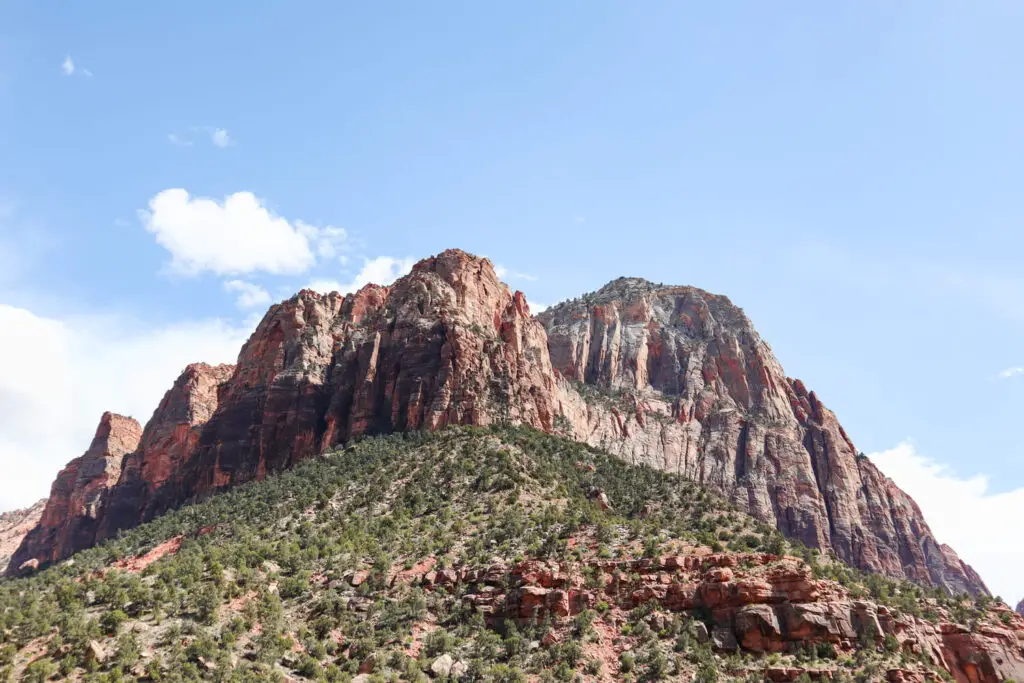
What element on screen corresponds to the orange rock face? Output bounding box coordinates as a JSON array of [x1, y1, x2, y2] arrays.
[[5, 250, 987, 602], [10, 412, 142, 569]]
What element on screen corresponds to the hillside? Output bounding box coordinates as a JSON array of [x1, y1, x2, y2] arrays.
[[1, 428, 1021, 683], [7, 250, 985, 600]]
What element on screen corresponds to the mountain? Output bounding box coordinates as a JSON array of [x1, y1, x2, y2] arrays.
[[7, 249, 985, 599], [0, 498, 45, 573], [1, 428, 1021, 682]]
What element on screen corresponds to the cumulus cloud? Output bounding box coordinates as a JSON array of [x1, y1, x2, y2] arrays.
[[306, 256, 415, 295], [223, 280, 271, 309], [529, 301, 548, 314], [140, 189, 347, 276], [0, 304, 248, 510], [870, 442, 1024, 603], [998, 367, 1024, 380], [210, 128, 231, 148]]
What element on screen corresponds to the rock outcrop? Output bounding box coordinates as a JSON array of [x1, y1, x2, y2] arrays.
[[7, 251, 988, 599], [419, 551, 1024, 683], [539, 278, 986, 596], [10, 413, 142, 570], [0, 499, 46, 573], [1017, 600, 1024, 618]]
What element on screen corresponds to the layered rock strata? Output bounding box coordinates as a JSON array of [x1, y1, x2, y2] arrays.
[[7, 251, 988, 599]]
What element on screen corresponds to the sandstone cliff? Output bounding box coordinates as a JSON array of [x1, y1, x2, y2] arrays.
[[538, 278, 986, 595], [7, 250, 988, 600], [0, 499, 45, 573], [10, 412, 142, 572]]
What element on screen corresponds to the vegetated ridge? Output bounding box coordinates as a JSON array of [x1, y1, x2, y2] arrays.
[[1, 428, 1022, 683]]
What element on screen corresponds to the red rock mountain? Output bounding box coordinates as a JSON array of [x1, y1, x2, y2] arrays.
[[6, 250, 988, 597]]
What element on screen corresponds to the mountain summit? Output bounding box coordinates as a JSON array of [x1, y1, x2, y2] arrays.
[[7, 249, 985, 598]]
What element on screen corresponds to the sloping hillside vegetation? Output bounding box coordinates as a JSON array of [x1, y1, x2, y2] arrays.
[[0, 428, 1019, 682]]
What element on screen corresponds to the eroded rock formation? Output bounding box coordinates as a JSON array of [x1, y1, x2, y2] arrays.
[[539, 279, 987, 595], [11, 413, 142, 570], [7, 251, 988, 600], [417, 551, 1024, 683]]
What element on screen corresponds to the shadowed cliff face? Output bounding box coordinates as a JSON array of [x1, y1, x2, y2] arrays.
[[6, 252, 988, 598]]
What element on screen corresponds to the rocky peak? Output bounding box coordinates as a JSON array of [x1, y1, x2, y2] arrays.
[[11, 412, 141, 570], [540, 280, 987, 596], [1017, 599, 1024, 618], [7, 251, 990, 598]]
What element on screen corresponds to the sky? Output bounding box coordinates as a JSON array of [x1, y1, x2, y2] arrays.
[[1, 1, 1022, 601]]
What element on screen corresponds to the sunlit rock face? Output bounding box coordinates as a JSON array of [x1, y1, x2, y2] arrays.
[[8, 251, 988, 597]]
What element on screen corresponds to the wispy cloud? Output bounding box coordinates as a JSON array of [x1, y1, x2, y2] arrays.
[[998, 367, 1024, 380], [223, 280, 272, 309], [494, 264, 538, 282], [167, 133, 193, 147], [306, 256, 415, 296], [166, 127, 233, 148], [61, 56, 92, 77]]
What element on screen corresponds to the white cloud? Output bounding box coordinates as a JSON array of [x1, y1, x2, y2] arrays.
[[165, 127, 232, 148], [0, 304, 248, 511], [870, 442, 1024, 604], [494, 264, 538, 282], [211, 128, 231, 148], [60, 56, 91, 77], [140, 188, 347, 276], [998, 367, 1024, 379], [529, 301, 548, 314], [223, 280, 272, 309], [306, 256, 415, 295]]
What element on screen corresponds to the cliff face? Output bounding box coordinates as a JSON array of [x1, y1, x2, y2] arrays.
[[7, 252, 987, 598], [10, 413, 142, 572], [538, 278, 985, 596], [0, 499, 46, 573]]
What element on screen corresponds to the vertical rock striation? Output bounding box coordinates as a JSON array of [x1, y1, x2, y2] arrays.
[[7, 252, 989, 598], [10, 413, 142, 571], [539, 278, 986, 595]]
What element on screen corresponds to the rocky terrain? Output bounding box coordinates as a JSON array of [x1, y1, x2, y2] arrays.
[[0, 498, 45, 573], [1, 429, 1020, 683], [7, 250, 986, 603]]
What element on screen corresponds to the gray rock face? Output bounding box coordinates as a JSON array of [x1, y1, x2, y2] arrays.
[[539, 278, 987, 595]]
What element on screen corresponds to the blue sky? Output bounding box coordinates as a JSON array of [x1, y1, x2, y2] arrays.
[[2, 2, 1023, 600]]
